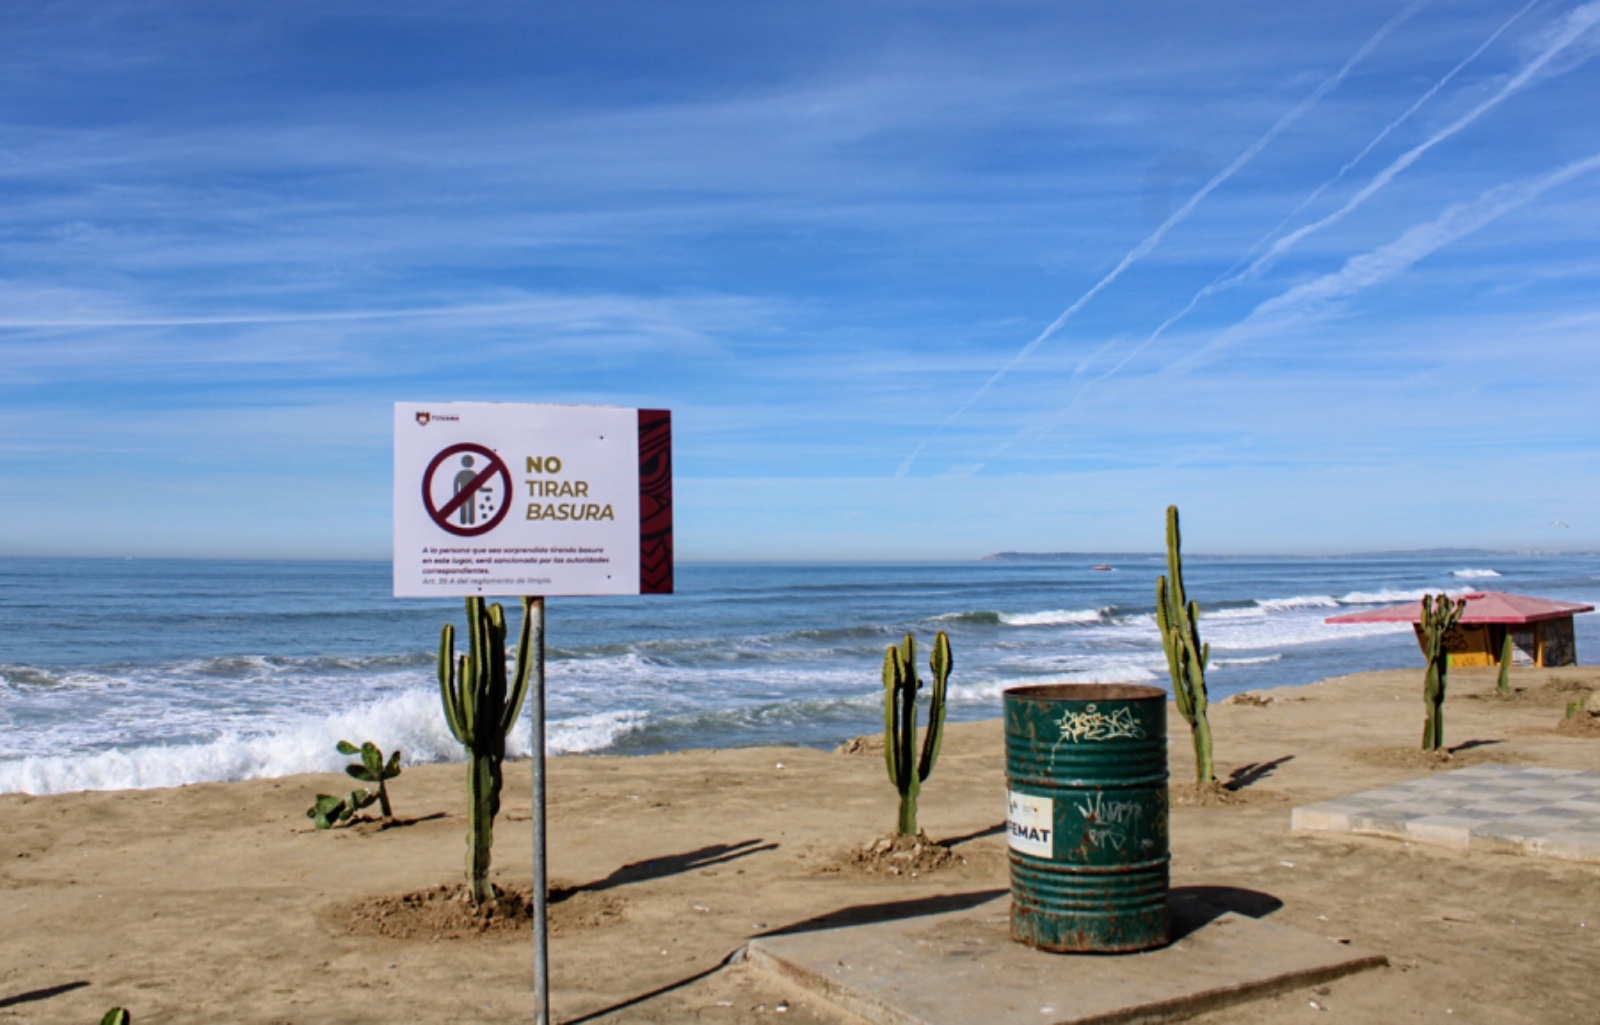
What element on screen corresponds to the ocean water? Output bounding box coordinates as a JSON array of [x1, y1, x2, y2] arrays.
[[3, 554, 1598, 795]]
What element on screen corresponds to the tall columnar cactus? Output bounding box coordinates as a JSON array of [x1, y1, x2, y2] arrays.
[[1497, 630, 1514, 696], [1419, 594, 1467, 751], [439, 595, 536, 905], [1156, 505, 1215, 785], [882, 632, 952, 837]]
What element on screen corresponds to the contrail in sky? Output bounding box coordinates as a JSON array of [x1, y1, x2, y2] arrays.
[[1061, 0, 1547, 401], [1328, 0, 1545, 180], [1227, 149, 1600, 330], [1051, 149, 1600, 396], [895, 0, 1428, 476], [1224, 0, 1600, 290]]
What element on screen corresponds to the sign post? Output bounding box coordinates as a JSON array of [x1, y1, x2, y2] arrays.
[[526, 596, 548, 1024], [395, 402, 672, 1025]]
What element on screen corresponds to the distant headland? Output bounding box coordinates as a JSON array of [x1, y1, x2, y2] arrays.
[[983, 551, 1156, 562]]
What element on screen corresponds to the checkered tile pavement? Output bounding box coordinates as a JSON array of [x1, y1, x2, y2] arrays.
[[1291, 764, 1600, 862]]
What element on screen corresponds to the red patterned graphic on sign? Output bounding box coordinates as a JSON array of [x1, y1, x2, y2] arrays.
[[637, 409, 673, 594]]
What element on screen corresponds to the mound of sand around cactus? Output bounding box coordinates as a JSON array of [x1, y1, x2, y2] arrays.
[[1352, 744, 1520, 771], [844, 831, 960, 876], [1168, 780, 1284, 808], [335, 882, 626, 940], [1555, 711, 1600, 737], [1462, 676, 1594, 709]]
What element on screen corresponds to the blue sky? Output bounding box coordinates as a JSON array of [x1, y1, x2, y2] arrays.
[[3, 0, 1599, 560]]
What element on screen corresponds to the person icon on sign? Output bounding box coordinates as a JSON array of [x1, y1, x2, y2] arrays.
[[453, 455, 480, 526]]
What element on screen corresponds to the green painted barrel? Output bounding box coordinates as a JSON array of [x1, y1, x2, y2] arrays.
[[1004, 683, 1169, 953]]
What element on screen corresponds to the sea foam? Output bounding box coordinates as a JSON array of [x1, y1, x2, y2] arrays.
[[0, 688, 649, 796], [1338, 587, 1472, 605], [1256, 595, 1341, 612], [945, 663, 1162, 703], [998, 608, 1106, 627], [1203, 612, 1409, 651]]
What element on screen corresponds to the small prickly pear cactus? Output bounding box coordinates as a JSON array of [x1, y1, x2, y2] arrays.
[[439, 595, 537, 905], [1156, 505, 1215, 785], [1419, 594, 1466, 751], [883, 631, 952, 837], [306, 740, 402, 829], [306, 792, 361, 830], [338, 739, 402, 820]]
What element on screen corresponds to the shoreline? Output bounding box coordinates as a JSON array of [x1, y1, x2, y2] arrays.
[[0, 657, 1422, 798], [10, 553, 1599, 800], [3, 665, 1599, 1024]]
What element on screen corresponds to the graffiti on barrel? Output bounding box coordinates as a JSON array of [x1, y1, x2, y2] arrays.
[[1075, 790, 1145, 851], [1055, 703, 1146, 743]]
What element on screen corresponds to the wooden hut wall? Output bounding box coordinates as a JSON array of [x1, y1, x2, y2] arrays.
[[1540, 617, 1576, 667], [1412, 617, 1579, 667], [1511, 626, 1537, 667], [1446, 624, 1496, 667], [1413, 623, 1497, 667]]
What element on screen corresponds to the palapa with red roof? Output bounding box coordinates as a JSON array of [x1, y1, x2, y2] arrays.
[[1327, 591, 1593, 667]]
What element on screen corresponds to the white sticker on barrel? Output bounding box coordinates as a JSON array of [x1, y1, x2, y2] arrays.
[[1007, 790, 1054, 858]]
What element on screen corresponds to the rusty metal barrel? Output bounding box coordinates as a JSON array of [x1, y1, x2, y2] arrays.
[[1004, 683, 1169, 953]]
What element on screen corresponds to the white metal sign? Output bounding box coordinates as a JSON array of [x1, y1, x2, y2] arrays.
[[393, 402, 673, 597]]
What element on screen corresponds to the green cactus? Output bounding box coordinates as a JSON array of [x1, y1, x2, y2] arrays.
[[338, 739, 402, 819], [100, 1010, 130, 1025], [306, 740, 402, 829], [1156, 505, 1215, 785], [439, 595, 536, 905], [306, 791, 365, 829], [1497, 630, 1514, 696], [1419, 593, 1466, 751], [882, 631, 951, 837]]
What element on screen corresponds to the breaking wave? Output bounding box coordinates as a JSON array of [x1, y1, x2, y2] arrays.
[[927, 607, 1106, 627], [998, 608, 1107, 627], [0, 690, 649, 796], [1338, 587, 1471, 605]]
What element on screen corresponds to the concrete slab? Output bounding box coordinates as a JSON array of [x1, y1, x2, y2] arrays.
[[744, 891, 1384, 1025], [1292, 763, 1600, 863]]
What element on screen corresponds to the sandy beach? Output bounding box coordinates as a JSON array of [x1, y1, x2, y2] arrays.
[[3, 665, 1599, 1025]]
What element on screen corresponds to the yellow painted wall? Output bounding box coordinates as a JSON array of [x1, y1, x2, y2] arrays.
[[1412, 618, 1578, 667]]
